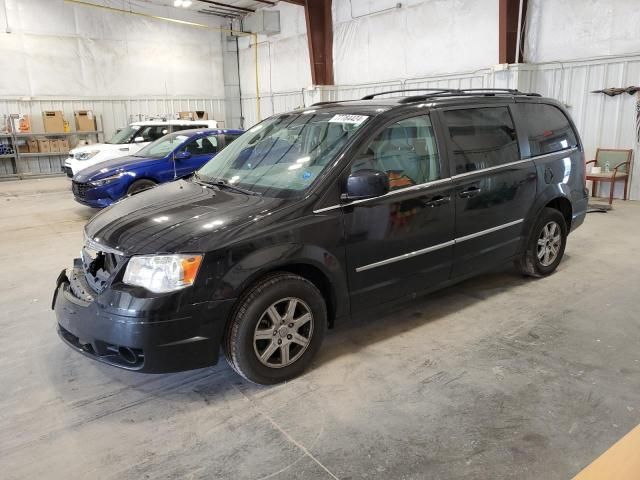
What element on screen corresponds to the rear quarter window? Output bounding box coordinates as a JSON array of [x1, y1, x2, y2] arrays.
[[514, 103, 578, 157]]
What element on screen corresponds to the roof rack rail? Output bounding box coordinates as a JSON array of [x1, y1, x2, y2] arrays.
[[309, 100, 350, 107], [398, 89, 541, 104], [361, 88, 459, 100]]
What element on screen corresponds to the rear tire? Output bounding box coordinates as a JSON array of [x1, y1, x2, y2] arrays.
[[516, 207, 567, 277], [223, 273, 326, 385], [126, 179, 156, 195]]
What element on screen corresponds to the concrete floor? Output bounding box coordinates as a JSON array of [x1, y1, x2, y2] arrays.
[[2, 177, 639, 479]]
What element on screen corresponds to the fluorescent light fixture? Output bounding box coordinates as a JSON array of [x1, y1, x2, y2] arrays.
[[182, 0, 192, 6], [173, 0, 182, 6]]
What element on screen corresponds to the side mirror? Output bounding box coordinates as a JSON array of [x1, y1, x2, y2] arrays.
[[343, 169, 389, 201], [134, 136, 145, 143], [175, 150, 191, 160]]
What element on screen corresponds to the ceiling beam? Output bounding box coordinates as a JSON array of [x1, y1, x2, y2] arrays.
[[281, 0, 305, 6], [197, 0, 255, 13], [253, 0, 277, 5]]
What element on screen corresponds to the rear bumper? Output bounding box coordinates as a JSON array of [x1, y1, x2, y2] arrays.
[[52, 267, 235, 373]]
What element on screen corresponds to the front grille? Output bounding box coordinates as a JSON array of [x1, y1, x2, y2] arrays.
[[72, 181, 90, 197], [80, 240, 125, 294]]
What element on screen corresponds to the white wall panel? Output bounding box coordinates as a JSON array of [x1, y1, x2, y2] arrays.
[[333, 0, 498, 84], [526, 0, 640, 62], [0, 0, 227, 98]]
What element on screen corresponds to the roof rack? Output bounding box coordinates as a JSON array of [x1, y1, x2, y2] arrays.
[[361, 88, 459, 100], [398, 88, 540, 104], [360, 87, 540, 103]]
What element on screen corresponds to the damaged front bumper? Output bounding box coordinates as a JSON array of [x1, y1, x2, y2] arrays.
[[52, 260, 234, 373]]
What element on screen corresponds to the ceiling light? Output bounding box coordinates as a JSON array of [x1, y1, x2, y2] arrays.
[[182, 0, 192, 6], [173, 0, 183, 6]]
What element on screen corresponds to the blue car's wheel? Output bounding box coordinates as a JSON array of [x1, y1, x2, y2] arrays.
[[127, 179, 156, 195]]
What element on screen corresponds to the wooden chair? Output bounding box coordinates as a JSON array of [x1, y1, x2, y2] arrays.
[[585, 148, 633, 205]]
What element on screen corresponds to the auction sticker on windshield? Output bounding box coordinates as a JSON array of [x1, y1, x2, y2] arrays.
[[328, 114, 369, 125]]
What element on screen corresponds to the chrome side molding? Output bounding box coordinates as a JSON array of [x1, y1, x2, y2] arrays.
[[355, 218, 524, 272]]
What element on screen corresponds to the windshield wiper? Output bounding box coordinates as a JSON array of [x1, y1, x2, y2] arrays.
[[193, 173, 261, 196]]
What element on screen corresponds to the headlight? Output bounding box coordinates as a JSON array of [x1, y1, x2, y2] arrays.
[[123, 254, 203, 293], [90, 173, 123, 186], [75, 150, 100, 161]]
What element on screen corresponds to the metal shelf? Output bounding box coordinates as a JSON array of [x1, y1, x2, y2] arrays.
[[0, 154, 16, 159], [19, 152, 70, 157], [13, 131, 103, 137]]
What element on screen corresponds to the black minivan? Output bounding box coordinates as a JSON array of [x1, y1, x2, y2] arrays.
[[53, 89, 588, 384]]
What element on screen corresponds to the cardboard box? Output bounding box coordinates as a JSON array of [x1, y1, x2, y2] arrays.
[[43, 111, 65, 133], [178, 111, 209, 121], [37, 139, 50, 153], [27, 138, 39, 153], [17, 142, 29, 153], [49, 139, 61, 153], [11, 114, 31, 133], [59, 138, 70, 153], [74, 110, 96, 131]]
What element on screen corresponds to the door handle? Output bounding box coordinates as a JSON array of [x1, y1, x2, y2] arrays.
[[458, 186, 481, 198], [119, 147, 129, 151], [424, 195, 450, 207]]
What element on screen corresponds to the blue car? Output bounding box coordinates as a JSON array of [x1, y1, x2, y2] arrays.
[[71, 128, 243, 208]]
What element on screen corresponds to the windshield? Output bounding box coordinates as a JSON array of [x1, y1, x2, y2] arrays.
[[197, 112, 369, 198], [106, 126, 140, 144], [134, 133, 190, 158]]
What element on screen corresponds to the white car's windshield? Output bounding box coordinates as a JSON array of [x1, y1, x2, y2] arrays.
[[197, 112, 369, 198], [134, 134, 190, 158], [105, 126, 140, 144]]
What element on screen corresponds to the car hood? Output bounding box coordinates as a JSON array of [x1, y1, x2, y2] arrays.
[[85, 179, 291, 255], [74, 155, 159, 182], [69, 143, 126, 154]]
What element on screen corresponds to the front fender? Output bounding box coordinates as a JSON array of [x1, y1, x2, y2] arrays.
[[215, 242, 349, 322]]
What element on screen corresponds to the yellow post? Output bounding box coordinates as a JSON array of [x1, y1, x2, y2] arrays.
[[252, 33, 261, 122]]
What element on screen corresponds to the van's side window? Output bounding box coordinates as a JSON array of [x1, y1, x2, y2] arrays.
[[444, 107, 519, 174], [351, 115, 440, 190], [514, 103, 578, 157]]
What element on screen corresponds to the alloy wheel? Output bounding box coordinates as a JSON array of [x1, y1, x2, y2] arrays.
[[253, 297, 314, 368], [537, 221, 562, 267]]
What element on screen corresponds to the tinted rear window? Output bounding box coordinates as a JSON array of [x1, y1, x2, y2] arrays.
[[443, 107, 519, 174], [514, 103, 578, 157]]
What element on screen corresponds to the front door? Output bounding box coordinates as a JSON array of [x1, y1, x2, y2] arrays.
[[440, 105, 537, 277], [175, 134, 219, 177], [342, 114, 455, 313]]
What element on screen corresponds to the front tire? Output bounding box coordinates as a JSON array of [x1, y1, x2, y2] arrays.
[[126, 179, 156, 195], [516, 207, 567, 277], [223, 273, 327, 385]]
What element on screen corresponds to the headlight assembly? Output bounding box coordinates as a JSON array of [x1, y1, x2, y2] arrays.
[[90, 173, 123, 186], [75, 150, 100, 161], [123, 254, 203, 293]]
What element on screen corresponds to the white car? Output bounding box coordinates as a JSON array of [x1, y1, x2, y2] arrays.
[[64, 119, 218, 176]]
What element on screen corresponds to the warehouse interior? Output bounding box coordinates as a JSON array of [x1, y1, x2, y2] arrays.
[[1, 0, 640, 479]]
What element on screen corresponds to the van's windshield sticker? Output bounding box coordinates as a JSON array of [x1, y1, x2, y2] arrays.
[[328, 114, 369, 125]]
